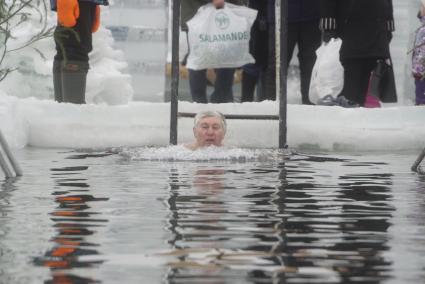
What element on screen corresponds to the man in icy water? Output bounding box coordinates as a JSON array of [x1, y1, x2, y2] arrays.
[[185, 111, 227, 150]]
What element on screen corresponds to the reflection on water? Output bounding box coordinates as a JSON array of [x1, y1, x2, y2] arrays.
[[165, 159, 395, 283], [33, 156, 109, 284], [44, 274, 100, 284], [2, 149, 425, 283]]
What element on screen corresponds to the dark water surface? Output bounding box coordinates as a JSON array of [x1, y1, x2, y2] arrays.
[[0, 148, 424, 284]]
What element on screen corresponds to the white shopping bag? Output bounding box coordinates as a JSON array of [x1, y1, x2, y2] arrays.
[[309, 38, 344, 104], [186, 3, 257, 70]]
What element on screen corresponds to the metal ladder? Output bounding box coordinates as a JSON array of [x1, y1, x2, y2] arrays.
[[412, 147, 425, 174], [0, 130, 23, 179], [168, 0, 289, 149]]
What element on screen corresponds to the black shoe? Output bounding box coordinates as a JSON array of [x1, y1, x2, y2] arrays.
[[302, 100, 315, 105], [335, 96, 359, 108]]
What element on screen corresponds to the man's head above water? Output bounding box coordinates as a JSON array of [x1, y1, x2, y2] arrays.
[[185, 111, 227, 150]]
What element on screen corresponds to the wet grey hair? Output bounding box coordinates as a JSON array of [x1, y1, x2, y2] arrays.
[[194, 111, 227, 133]]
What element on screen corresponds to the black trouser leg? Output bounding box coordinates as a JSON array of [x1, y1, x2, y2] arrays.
[[340, 58, 377, 106], [53, 59, 63, 103], [259, 23, 276, 101], [61, 61, 89, 104], [286, 23, 298, 68], [211, 68, 235, 103], [297, 21, 321, 105], [188, 69, 208, 103], [241, 71, 258, 102]]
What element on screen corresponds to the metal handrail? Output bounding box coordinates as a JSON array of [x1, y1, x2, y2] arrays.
[[411, 147, 425, 174], [0, 151, 14, 178], [0, 130, 23, 178], [178, 112, 279, 120]]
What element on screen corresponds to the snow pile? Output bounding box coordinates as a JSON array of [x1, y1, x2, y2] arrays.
[[0, 4, 133, 105], [0, 93, 28, 149], [86, 26, 134, 105]]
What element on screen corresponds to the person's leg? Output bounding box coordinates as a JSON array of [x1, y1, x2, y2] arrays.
[[55, 28, 89, 105], [415, 78, 425, 105], [241, 71, 258, 102], [211, 68, 235, 103], [259, 22, 277, 101], [241, 64, 260, 102], [53, 24, 65, 103], [62, 61, 89, 104], [340, 58, 377, 106], [249, 2, 270, 102], [286, 23, 298, 68], [188, 69, 208, 103], [53, 57, 63, 102], [297, 20, 321, 105], [53, 65, 62, 102]]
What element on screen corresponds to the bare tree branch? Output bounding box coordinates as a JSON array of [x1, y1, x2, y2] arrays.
[[0, 0, 53, 82]]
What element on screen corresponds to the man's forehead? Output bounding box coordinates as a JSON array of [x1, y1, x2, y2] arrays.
[[199, 117, 221, 123]]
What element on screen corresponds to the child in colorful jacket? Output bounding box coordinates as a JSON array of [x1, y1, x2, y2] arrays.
[[412, 4, 425, 106], [51, 0, 109, 104]]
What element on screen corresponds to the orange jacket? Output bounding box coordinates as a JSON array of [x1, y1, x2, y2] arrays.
[[57, 0, 101, 33]]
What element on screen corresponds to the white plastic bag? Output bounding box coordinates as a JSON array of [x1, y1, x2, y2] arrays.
[[309, 38, 344, 104], [186, 3, 257, 70]]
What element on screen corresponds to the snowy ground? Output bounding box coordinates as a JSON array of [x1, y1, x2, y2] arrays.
[[1, 94, 423, 151]]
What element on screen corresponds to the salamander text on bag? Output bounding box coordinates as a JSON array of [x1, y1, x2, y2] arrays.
[[199, 32, 249, 43]]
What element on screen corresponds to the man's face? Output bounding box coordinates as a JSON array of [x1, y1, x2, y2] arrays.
[[193, 116, 225, 147]]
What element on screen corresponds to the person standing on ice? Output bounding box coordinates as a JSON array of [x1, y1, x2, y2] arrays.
[[412, 1, 425, 106], [319, 0, 395, 107], [241, 0, 275, 102], [287, 0, 322, 105], [181, 0, 246, 103], [242, 0, 322, 104], [184, 111, 227, 150], [51, 0, 109, 104]]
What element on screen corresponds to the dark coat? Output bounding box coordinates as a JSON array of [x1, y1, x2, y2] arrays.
[[288, 0, 320, 23], [248, 0, 274, 67], [181, 0, 246, 31], [54, 1, 98, 62], [320, 0, 394, 59]]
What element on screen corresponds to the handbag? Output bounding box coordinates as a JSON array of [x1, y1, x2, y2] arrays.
[[367, 59, 398, 103], [186, 3, 257, 70], [309, 38, 344, 104]]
